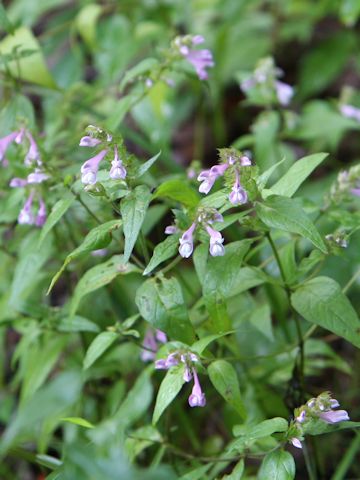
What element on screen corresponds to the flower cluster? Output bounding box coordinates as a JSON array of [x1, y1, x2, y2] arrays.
[[166, 208, 225, 258], [0, 128, 42, 167], [240, 57, 294, 106], [140, 328, 167, 362], [174, 35, 214, 81], [330, 165, 360, 203], [0, 128, 49, 226], [155, 351, 206, 408], [79, 126, 127, 185], [197, 148, 251, 205], [289, 392, 350, 449]]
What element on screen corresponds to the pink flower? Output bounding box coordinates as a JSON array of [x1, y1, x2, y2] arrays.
[[290, 438, 302, 449], [81, 149, 108, 184], [206, 225, 225, 257], [340, 104, 360, 122], [178, 35, 214, 81], [319, 410, 349, 424], [18, 192, 35, 225], [178, 222, 196, 258], [24, 132, 42, 166], [79, 136, 102, 147], [109, 146, 126, 179], [197, 163, 228, 194], [35, 198, 47, 227], [229, 172, 248, 206], [0, 131, 19, 162], [275, 81, 294, 106], [188, 369, 206, 407]]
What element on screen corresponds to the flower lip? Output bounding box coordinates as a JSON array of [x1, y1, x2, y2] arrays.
[[319, 410, 350, 424], [79, 136, 102, 147]]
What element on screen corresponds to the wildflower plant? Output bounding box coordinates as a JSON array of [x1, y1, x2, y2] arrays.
[[1, 2, 360, 480]]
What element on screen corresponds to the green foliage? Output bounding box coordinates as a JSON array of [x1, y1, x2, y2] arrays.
[[1, 0, 360, 478]]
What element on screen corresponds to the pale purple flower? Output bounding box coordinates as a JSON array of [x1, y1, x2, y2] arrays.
[[178, 36, 214, 81], [18, 192, 35, 225], [109, 146, 126, 179], [319, 410, 349, 424], [206, 225, 225, 257], [155, 330, 167, 344], [141, 329, 158, 362], [10, 178, 28, 188], [79, 136, 102, 147], [290, 438, 302, 449], [240, 155, 252, 166], [179, 222, 196, 258], [229, 173, 248, 206], [240, 77, 256, 93], [141, 328, 167, 362], [275, 81, 294, 106], [187, 167, 197, 179], [81, 149, 108, 184], [296, 410, 306, 423], [198, 163, 228, 194], [27, 169, 49, 184], [188, 369, 206, 407], [340, 104, 360, 122], [0, 131, 19, 162], [165, 352, 180, 368], [155, 359, 168, 370], [183, 366, 193, 383], [35, 198, 47, 227], [24, 132, 42, 166], [165, 225, 178, 235], [351, 188, 360, 196], [91, 249, 108, 257], [14, 129, 25, 144]]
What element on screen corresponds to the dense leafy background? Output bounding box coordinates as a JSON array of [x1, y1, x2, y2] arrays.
[[1, 0, 360, 479]]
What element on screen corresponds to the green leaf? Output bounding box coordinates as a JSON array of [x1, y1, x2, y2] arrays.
[[208, 360, 246, 419], [20, 334, 67, 402], [257, 158, 286, 189], [153, 179, 200, 208], [299, 32, 356, 98], [256, 195, 327, 253], [115, 368, 153, 428], [57, 315, 100, 333], [61, 417, 95, 429], [269, 153, 328, 198], [83, 331, 119, 369], [258, 450, 295, 480], [191, 332, 233, 355], [136, 276, 196, 344], [143, 234, 180, 275], [38, 195, 74, 248], [249, 304, 274, 341], [0, 371, 82, 454], [69, 255, 139, 315], [233, 417, 288, 439], [120, 58, 159, 91], [222, 459, 244, 480], [121, 185, 151, 263], [201, 241, 254, 332], [0, 27, 56, 88], [291, 276, 360, 348], [125, 425, 162, 462], [75, 4, 102, 49], [10, 231, 52, 308], [152, 364, 185, 424], [0, 2, 15, 34], [47, 219, 121, 294], [136, 151, 161, 178]]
